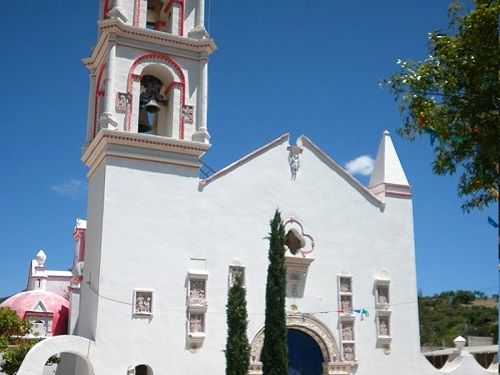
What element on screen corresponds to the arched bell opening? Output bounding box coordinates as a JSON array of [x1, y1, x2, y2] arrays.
[[137, 64, 175, 137], [127, 364, 154, 375]]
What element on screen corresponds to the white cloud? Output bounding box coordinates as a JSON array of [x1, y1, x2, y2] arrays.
[[345, 155, 375, 176], [51, 179, 87, 199]]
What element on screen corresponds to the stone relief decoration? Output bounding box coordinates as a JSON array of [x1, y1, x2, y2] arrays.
[[340, 295, 353, 314], [378, 317, 390, 337], [338, 274, 356, 365], [116, 92, 132, 112], [133, 289, 153, 316], [189, 313, 205, 333], [186, 270, 208, 351], [341, 322, 354, 341], [338, 275, 353, 316], [283, 218, 314, 257], [374, 273, 390, 309], [339, 277, 352, 293], [376, 311, 392, 352], [229, 264, 245, 288], [342, 344, 355, 362], [376, 285, 389, 305], [182, 104, 194, 124], [287, 145, 303, 180], [186, 271, 208, 310], [249, 313, 352, 374], [374, 273, 392, 352], [189, 280, 206, 305]]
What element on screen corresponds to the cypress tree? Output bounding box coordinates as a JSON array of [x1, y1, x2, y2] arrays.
[[226, 276, 250, 375], [262, 210, 288, 375]]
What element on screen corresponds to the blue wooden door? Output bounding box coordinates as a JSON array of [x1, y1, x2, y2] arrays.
[[287, 329, 323, 375]]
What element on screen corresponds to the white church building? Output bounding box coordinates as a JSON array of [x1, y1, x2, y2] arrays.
[[15, 1, 496, 374]]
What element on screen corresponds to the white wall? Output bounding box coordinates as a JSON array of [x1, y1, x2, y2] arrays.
[[76, 136, 441, 375]]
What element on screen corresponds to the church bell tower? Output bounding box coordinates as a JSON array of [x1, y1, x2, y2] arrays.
[[76, 1, 217, 366], [83, 0, 215, 147]]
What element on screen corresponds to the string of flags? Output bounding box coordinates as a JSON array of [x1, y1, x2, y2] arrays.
[[323, 308, 370, 320]]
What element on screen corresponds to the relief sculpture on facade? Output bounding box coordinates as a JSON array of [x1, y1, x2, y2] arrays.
[[189, 280, 206, 303], [134, 291, 153, 315], [341, 322, 353, 341]]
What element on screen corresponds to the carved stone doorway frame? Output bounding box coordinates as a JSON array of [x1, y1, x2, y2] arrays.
[[248, 312, 352, 375]]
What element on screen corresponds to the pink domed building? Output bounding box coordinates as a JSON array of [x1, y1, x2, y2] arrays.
[[0, 230, 88, 338], [0, 289, 69, 337]]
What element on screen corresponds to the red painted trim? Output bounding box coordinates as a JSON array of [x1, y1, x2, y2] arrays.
[[133, 0, 141, 27], [103, 0, 110, 19], [385, 191, 413, 198], [93, 64, 107, 139], [25, 311, 54, 318], [164, 0, 184, 36], [154, 21, 166, 30], [74, 228, 86, 262], [126, 53, 186, 138]]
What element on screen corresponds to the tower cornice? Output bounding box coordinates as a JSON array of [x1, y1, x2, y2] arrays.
[[82, 130, 210, 177], [83, 18, 216, 69]]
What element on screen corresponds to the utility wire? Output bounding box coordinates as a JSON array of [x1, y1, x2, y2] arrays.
[[85, 280, 497, 318]]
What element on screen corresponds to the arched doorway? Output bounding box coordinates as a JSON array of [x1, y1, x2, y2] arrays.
[[288, 328, 323, 375], [249, 313, 350, 375], [127, 364, 153, 375]]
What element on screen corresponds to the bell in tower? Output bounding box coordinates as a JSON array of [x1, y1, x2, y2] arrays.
[[138, 75, 168, 134]]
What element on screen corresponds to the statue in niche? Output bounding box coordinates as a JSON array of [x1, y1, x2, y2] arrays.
[[341, 296, 352, 312], [379, 318, 389, 336], [342, 323, 353, 341], [378, 286, 388, 304], [190, 280, 205, 302], [340, 278, 351, 292], [190, 315, 203, 333], [343, 345, 354, 362]]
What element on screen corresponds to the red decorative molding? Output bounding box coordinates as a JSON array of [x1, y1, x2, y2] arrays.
[[93, 64, 107, 139], [133, 0, 141, 27], [283, 217, 315, 257], [98, 132, 206, 152], [73, 228, 86, 262], [103, 0, 110, 19], [153, 21, 166, 30], [164, 0, 185, 36], [126, 53, 186, 139]]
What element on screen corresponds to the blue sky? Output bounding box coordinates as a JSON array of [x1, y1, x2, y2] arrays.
[[0, 1, 496, 298]]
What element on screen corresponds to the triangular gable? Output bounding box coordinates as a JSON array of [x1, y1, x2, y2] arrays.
[[198, 132, 385, 209], [297, 135, 384, 209], [199, 133, 290, 188], [31, 300, 48, 313]]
